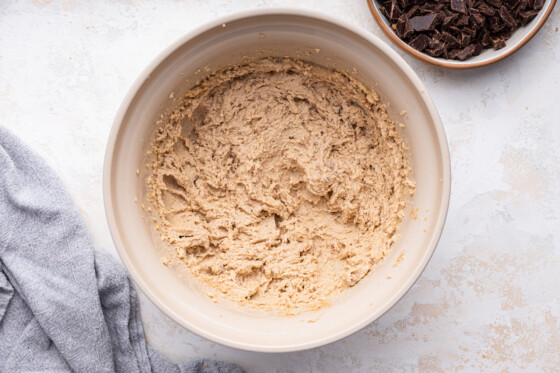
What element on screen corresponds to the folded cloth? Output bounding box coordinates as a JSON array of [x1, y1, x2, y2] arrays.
[[0, 127, 243, 373]]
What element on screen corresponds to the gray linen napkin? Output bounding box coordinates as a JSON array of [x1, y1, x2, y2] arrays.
[[0, 127, 243, 373]]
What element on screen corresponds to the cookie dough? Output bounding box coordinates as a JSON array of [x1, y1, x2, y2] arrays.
[[148, 57, 414, 312]]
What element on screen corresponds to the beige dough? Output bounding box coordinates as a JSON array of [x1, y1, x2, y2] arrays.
[[148, 57, 414, 313]]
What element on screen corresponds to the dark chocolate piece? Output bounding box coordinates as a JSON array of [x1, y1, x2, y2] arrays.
[[460, 32, 472, 47], [397, 0, 408, 9], [478, 3, 497, 16], [489, 16, 505, 32], [396, 15, 415, 38], [487, 0, 503, 8], [428, 39, 444, 51], [408, 34, 431, 51], [481, 31, 492, 47], [405, 5, 420, 18], [425, 48, 440, 57], [456, 44, 477, 60], [457, 14, 470, 25], [500, 28, 513, 39], [442, 15, 457, 28], [388, 0, 402, 21], [441, 31, 461, 48], [509, 0, 523, 10], [519, 10, 539, 25], [462, 26, 477, 37], [499, 6, 517, 27], [470, 9, 486, 26], [491, 35, 507, 49], [448, 48, 462, 59], [517, 0, 528, 11], [434, 3, 446, 13], [473, 43, 484, 56], [409, 13, 440, 31], [533, 0, 545, 10], [451, 0, 467, 13]]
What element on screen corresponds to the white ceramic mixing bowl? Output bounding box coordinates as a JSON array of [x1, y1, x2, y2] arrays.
[[103, 9, 451, 352]]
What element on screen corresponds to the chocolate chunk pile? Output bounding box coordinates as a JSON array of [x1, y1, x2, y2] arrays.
[[378, 0, 545, 60]]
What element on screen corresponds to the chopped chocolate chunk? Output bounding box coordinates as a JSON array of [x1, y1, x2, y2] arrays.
[[427, 39, 440, 50], [499, 6, 517, 26], [442, 15, 457, 28], [408, 34, 431, 51], [490, 16, 506, 32], [491, 35, 507, 49], [470, 9, 486, 26], [450, 0, 467, 13], [464, 28, 478, 38], [377, 0, 547, 61], [519, 10, 539, 25], [405, 5, 420, 18], [441, 31, 461, 48], [533, 0, 545, 10], [448, 48, 462, 59], [478, 3, 497, 16], [425, 48, 439, 57], [388, 0, 402, 21], [509, 0, 523, 10], [456, 44, 477, 60], [487, 0, 503, 7], [430, 44, 447, 56], [481, 31, 492, 47], [457, 15, 469, 26], [500, 28, 513, 39], [409, 13, 440, 31], [447, 25, 463, 34], [474, 43, 484, 55], [517, 0, 528, 12], [460, 32, 472, 47], [396, 15, 415, 38], [433, 3, 446, 13]]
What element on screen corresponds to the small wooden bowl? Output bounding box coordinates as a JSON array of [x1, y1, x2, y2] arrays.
[[367, 0, 557, 69]]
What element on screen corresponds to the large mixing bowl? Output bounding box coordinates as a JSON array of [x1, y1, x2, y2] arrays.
[[103, 9, 451, 352]]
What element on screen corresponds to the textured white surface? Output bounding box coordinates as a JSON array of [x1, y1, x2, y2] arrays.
[[1, 1, 559, 372]]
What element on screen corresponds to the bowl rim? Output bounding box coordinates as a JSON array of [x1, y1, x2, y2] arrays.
[[103, 8, 452, 352], [366, 0, 557, 69]]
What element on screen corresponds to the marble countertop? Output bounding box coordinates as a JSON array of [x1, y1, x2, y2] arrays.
[[1, 1, 559, 371]]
